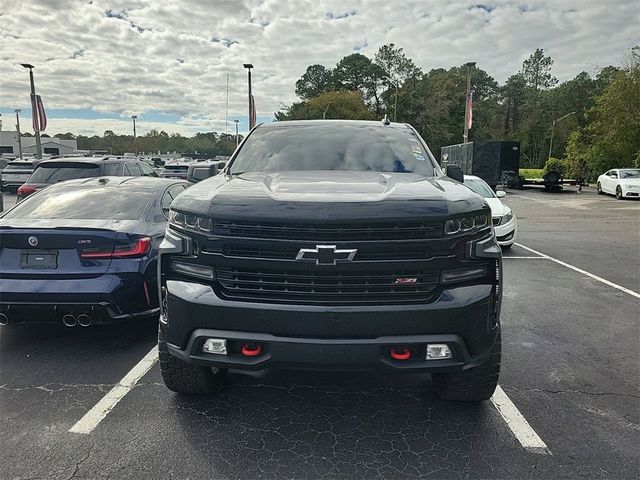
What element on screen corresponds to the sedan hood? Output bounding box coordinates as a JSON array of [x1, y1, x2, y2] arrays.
[[172, 171, 490, 222], [484, 198, 510, 217]]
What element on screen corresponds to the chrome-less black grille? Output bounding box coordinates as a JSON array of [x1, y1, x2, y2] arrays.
[[492, 217, 501, 226], [216, 268, 440, 305], [213, 220, 443, 241], [215, 246, 449, 262]]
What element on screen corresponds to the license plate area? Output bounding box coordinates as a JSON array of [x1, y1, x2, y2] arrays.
[[20, 249, 59, 269]]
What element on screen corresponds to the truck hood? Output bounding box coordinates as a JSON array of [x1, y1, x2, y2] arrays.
[[172, 171, 489, 221]]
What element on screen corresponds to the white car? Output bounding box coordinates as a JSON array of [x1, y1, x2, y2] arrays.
[[464, 175, 517, 249], [597, 169, 640, 200]]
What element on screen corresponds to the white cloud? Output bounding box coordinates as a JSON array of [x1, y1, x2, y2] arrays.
[[0, 0, 637, 136]]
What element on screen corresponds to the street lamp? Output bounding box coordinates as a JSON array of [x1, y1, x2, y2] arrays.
[[463, 61, 476, 143], [234, 119, 239, 147], [243, 63, 254, 129], [548, 112, 576, 161], [21, 63, 43, 158], [382, 76, 399, 122], [131, 115, 138, 155], [322, 101, 333, 120], [15, 109, 23, 158]]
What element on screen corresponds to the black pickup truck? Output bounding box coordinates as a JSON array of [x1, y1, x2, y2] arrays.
[[158, 120, 502, 402]]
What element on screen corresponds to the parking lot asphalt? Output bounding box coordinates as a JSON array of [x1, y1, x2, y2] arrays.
[[1, 187, 638, 479]]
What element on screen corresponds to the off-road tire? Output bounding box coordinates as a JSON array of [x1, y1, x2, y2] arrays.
[[432, 328, 501, 402], [158, 325, 226, 394]]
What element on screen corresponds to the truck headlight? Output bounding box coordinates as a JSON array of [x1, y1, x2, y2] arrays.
[[445, 212, 491, 235], [169, 210, 213, 234]]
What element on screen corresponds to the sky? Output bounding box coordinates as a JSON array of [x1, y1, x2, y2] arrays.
[[0, 0, 638, 137]]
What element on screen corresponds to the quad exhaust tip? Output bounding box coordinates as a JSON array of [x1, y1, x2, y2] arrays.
[[0, 313, 9, 326], [77, 314, 92, 328], [62, 314, 77, 328]]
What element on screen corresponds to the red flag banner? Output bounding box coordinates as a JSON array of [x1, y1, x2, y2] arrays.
[[249, 94, 256, 129], [466, 90, 474, 130], [36, 95, 47, 132], [30, 94, 47, 132], [30, 93, 39, 132]]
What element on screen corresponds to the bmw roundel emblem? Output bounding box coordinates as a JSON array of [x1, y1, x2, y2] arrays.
[[28, 236, 39, 247]]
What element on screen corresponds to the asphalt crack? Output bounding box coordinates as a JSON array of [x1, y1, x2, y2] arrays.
[[503, 384, 640, 399]]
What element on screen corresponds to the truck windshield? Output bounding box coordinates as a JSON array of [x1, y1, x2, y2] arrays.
[[229, 124, 437, 176]]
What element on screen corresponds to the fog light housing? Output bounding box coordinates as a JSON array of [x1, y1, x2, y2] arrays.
[[426, 344, 452, 360], [202, 338, 227, 355]]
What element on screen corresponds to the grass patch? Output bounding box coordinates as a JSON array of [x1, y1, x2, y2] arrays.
[[519, 168, 544, 179]]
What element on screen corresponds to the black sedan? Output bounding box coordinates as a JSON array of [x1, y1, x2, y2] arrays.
[[0, 176, 189, 327]]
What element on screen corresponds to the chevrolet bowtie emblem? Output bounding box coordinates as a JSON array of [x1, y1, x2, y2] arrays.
[[295, 245, 358, 265]]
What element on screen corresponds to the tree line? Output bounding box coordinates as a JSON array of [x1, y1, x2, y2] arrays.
[[50, 129, 241, 157], [276, 45, 640, 179]]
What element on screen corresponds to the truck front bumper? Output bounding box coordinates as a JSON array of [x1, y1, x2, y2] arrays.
[[162, 280, 500, 373]]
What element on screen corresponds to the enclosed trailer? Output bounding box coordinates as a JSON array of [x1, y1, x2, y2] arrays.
[[440, 141, 521, 189]]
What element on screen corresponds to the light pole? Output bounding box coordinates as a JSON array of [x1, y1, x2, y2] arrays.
[[548, 111, 576, 161], [463, 61, 476, 143], [243, 63, 254, 129], [21, 63, 43, 158], [234, 119, 239, 147], [382, 77, 399, 122], [131, 115, 137, 155], [15, 109, 23, 158], [322, 101, 333, 120]]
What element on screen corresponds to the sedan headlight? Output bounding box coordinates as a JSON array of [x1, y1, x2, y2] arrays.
[[169, 210, 213, 234], [445, 212, 491, 235], [500, 210, 514, 224], [627, 184, 639, 189]]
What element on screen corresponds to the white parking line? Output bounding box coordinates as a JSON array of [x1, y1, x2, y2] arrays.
[[68, 346, 158, 434], [491, 385, 551, 455], [515, 243, 640, 299], [503, 256, 548, 259]]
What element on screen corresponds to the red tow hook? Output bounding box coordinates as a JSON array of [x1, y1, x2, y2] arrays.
[[241, 343, 263, 356], [390, 347, 411, 360]]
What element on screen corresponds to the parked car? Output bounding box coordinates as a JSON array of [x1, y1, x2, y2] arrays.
[[160, 159, 195, 180], [16, 156, 158, 201], [597, 169, 640, 199], [1, 159, 42, 191], [158, 119, 502, 402], [463, 175, 517, 249], [0, 176, 189, 327]]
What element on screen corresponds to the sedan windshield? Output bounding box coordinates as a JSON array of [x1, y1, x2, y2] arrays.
[[229, 124, 437, 176], [464, 178, 496, 198], [620, 169, 640, 179]]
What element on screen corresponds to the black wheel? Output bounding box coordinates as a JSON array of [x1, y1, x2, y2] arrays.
[[501, 243, 512, 250], [616, 186, 623, 200], [432, 328, 501, 402], [158, 325, 226, 394], [597, 182, 603, 195]]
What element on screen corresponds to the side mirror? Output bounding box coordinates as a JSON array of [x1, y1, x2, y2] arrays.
[[187, 164, 218, 183], [496, 190, 507, 198], [445, 164, 464, 183]]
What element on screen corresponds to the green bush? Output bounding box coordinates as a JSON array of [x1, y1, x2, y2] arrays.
[[543, 157, 567, 175], [519, 168, 544, 179]]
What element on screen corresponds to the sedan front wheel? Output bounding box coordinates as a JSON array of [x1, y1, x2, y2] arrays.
[[616, 186, 623, 200]]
